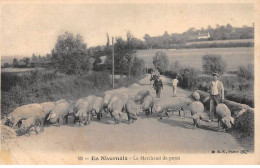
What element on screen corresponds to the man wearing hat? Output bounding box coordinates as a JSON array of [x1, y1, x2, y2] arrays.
[[208, 72, 224, 122], [153, 75, 163, 98]]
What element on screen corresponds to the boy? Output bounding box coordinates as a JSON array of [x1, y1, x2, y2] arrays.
[[172, 76, 179, 97]]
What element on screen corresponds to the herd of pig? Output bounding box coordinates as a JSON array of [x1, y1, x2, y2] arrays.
[[2, 89, 235, 136]]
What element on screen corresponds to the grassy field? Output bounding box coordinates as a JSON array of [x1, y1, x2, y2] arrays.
[[136, 47, 254, 71]]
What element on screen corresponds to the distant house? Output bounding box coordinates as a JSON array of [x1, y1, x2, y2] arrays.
[[198, 32, 210, 40]]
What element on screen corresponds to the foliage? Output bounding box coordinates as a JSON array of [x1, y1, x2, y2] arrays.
[[13, 58, 18, 67], [169, 61, 182, 72], [22, 57, 30, 65], [2, 63, 12, 68], [164, 66, 200, 89], [178, 67, 200, 89], [51, 32, 93, 75], [143, 24, 254, 49], [234, 108, 254, 137], [131, 57, 145, 77], [1, 71, 142, 118], [237, 64, 254, 80], [225, 90, 254, 107], [202, 54, 227, 75], [105, 31, 145, 77], [164, 60, 254, 107], [153, 51, 170, 73]]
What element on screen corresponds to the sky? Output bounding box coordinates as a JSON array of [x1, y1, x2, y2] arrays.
[[1, 3, 254, 57]]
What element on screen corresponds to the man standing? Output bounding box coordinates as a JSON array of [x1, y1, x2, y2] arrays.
[[208, 73, 224, 122], [172, 76, 179, 97], [153, 75, 163, 98]]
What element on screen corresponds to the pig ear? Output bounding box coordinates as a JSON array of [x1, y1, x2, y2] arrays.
[[230, 117, 235, 125]]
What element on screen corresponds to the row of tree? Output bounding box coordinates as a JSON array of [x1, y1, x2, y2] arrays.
[[12, 57, 31, 67], [7, 54, 52, 68], [144, 24, 254, 49], [51, 31, 145, 77], [5, 23, 253, 74], [5, 31, 145, 77], [31, 53, 52, 62], [152, 51, 227, 76]]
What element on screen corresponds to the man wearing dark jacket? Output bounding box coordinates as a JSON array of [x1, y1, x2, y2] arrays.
[[153, 75, 163, 98]]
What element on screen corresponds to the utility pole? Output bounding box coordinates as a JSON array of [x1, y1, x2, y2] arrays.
[[112, 37, 115, 90]]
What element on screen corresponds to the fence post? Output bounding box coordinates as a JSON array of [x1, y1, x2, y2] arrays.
[[112, 37, 114, 90]]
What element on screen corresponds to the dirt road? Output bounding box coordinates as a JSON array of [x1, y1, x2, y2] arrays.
[[1, 75, 245, 164]]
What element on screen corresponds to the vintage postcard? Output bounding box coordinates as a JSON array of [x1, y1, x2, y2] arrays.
[[0, 0, 259, 165]]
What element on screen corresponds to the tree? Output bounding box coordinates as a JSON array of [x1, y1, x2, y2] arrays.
[[93, 56, 102, 71], [23, 57, 30, 65], [46, 54, 52, 60], [32, 53, 38, 62], [3, 63, 11, 68], [170, 60, 182, 71], [187, 27, 196, 35], [51, 31, 93, 75], [131, 57, 145, 77], [113, 32, 136, 77], [207, 25, 212, 30], [13, 58, 18, 67], [106, 33, 110, 47], [143, 34, 150, 41], [105, 31, 144, 77], [226, 23, 233, 32], [153, 51, 170, 73], [38, 55, 42, 61], [202, 54, 227, 75], [143, 34, 153, 49]]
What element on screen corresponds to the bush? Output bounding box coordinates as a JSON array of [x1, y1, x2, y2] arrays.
[[1, 72, 22, 92], [165, 67, 200, 89], [2, 63, 12, 68], [202, 54, 227, 75], [237, 64, 254, 80], [164, 68, 254, 107], [114, 75, 146, 88], [1, 71, 141, 118], [234, 108, 254, 137], [225, 90, 254, 107], [153, 51, 170, 73], [179, 67, 200, 89], [131, 57, 145, 77]]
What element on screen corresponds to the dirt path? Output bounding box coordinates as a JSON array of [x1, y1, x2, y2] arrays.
[[1, 75, 245, 164]]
